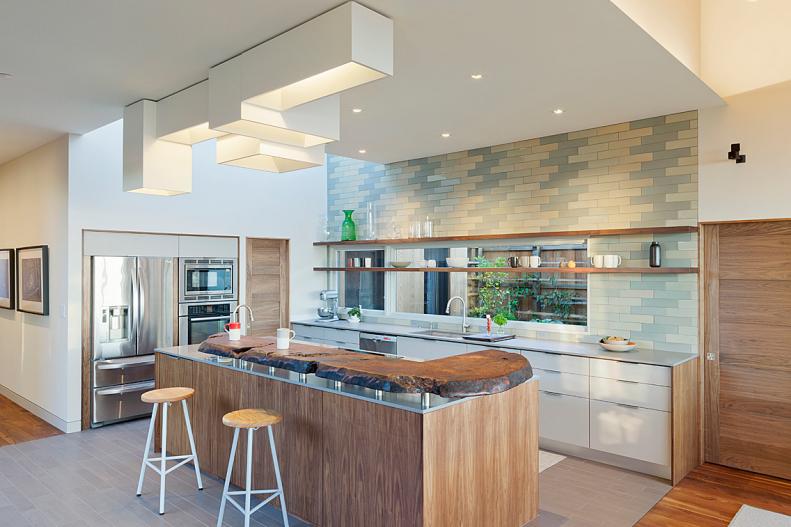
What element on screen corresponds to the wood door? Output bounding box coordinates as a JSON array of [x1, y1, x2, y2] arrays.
[[704, 221, 791, 479], [245, 238, 289, 337]]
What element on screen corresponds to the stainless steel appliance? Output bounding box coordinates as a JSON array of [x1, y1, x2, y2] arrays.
[[179, 258, 237, 303], [316, 289, 339, 321], [178, 300, 238, 345], [358, 333, 398, 356], [91, 257, 174, 427]]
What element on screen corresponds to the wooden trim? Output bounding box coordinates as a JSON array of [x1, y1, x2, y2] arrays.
[[314, 226, 698, 246], [82, 227, 243, 240], [672, 359, 700, 485], [80, 254, 92, 430], [703, 224, 720, 463], [315, 266, 699, 274], [699, 217, 791, 226]]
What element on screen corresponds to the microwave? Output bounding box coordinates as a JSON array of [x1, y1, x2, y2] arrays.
[[179, 258, 237, 303]]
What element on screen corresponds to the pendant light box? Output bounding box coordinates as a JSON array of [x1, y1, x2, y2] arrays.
[[123, 100, 192, 195], [157, 80, 225, 145], [216, 135, 325, 173], [209, 56, 340, 147], [241, 1, 393, 111]]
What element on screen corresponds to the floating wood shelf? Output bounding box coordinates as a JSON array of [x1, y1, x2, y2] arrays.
[[314, 226, 698, 246], [314, 266, 698, 274]]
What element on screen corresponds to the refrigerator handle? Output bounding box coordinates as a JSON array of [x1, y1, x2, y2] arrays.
[[132, 259, 140, 349]]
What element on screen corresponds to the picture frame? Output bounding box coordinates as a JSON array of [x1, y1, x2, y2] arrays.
[[0, 248, 14, 310], [16, 245, 49, 316]]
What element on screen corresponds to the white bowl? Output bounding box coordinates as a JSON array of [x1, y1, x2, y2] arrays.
[[446, 257, 470, 268], [599, 341, 637, 352], [390, 261, 411, 268]]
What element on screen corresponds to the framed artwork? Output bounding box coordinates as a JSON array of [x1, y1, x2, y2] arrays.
[[16, 245, 49, 316], [0, 249, 14, 310]]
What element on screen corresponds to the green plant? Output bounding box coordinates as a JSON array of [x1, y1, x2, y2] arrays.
[[493, 313, 509, 327], [533, 276, 574, 321], [469, 256, 532, 320], [347, 306, 362, 318]]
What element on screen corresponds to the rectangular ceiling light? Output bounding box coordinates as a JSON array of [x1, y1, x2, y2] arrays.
[[209, 56, 340, 146], [157, 80, 226, 145], [216, 135, 325, 173], [124, 100, 192, 195], [238, 1, 393, 111]]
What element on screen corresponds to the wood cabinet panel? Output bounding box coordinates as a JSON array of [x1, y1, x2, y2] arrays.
[[719, 234, 791, 280], [671, 357, 700, 485], [154, 354, 196, 456], [719, 279, 791, 328]]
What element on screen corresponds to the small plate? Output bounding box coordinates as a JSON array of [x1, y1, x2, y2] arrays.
[[391, 261, 411, 268], [599, 341, 637, 352]]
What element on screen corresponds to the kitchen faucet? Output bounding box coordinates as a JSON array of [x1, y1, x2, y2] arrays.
[[445, 296, 471, 333], [233, 304, 255, 334]]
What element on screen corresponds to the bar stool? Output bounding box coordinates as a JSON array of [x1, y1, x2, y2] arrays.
[[217, 409, 289, 527], [136, 387, 203, 515]]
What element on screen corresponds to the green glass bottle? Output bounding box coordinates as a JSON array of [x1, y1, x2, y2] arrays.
[[341, 210, 357, 241]]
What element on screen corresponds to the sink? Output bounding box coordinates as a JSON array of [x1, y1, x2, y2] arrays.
[[413, 330, 468, 339]]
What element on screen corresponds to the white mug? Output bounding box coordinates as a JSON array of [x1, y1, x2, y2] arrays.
[[225, 322, 241, 341], [519, 256, 531, 267], [603, 255, 622, 268], [590, 255, 605, 268], [529, 256, 541, 268], [276, 327, 296, 350]]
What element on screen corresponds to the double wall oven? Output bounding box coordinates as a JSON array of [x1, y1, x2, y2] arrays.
[[178, 258, 238, 345]]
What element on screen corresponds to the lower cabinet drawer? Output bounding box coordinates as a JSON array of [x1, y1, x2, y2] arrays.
[[539, 391, 589, 448], [524, 350, 589, 375], [590, 376, 671, 412], [590, 399, 670, 466], [293, 324, 326, 340], [324, 328, 359, 346], [535, 368, 589, 398], [589, 358, 670, 386]]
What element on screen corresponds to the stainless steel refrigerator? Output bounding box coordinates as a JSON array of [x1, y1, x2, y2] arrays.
[[91, 256, 174, 427]]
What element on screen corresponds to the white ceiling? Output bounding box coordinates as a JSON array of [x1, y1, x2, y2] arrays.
[[0, 0, 722, 166]]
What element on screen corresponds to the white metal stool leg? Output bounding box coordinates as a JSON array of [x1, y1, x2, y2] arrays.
[[159, 401, 168, 514], [217, 427, 239, 527], [136, 402, 158, 497], [182, 399, 204, 490], [268, 425, 290, 527], [244, 428, 254, 527]]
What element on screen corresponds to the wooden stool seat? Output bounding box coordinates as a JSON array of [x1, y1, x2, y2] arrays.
[[222, 408, 282, 429], [141, 387, 195, 404]]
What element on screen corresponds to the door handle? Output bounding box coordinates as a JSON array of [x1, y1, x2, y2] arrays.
[[96, 381, 155, 396], [97, 359, 154, 370]]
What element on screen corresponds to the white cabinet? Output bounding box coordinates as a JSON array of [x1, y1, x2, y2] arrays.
[[522, 350, 589, 375], [590, 377, 671, 412], [398, 337, 474, 361], [293, 323, 327, 345], [534, 368, 589, 398], [589, 399, 671, 466], [539, 391, 589, 448], [178, 235, 238, 258], [590, 358, 670, 387], [324, 327, 359, 348]]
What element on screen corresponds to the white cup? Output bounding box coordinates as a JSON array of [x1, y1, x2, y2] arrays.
[[225, 322, 241, 341], [529, 256, 541, 268], [276, 327, 296, 350], [590, 255, 605, 268], [603, 255, 623, 268]]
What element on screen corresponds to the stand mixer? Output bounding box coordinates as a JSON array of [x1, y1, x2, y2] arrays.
[[316, 290, 339, 321]]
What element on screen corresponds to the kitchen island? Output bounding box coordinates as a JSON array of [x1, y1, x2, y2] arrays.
[[155, 343, 539, 527]]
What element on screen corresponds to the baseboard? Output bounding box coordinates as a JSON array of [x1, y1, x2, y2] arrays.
[[540, 438, 672, 480], [0, 384, 81, 434]]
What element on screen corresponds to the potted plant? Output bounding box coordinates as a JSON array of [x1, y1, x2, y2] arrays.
[[493, 313, 509, 334], [347, 305, 362, 324]]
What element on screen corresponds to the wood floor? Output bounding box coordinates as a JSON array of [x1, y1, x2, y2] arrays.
[[637, 463, 791, 526], [0, 395, 62, 446]]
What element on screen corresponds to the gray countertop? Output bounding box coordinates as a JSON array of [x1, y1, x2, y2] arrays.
[[155, 345, 482, 414], [293, 319, 697, 367]]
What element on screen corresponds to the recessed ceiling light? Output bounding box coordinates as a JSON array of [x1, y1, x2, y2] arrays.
[[441, 132, 451, 138], [358, 149, 367, 154], [470, 73, 483, 80], [352, 108, 363, 113], [553, 108, 564, 115]]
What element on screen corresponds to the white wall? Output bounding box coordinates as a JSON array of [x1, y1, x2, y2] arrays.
[[65, 119, 327, 429], [699, 80, 791, 222], [0, 136, 71, 429], [611, 0, 701, 75]]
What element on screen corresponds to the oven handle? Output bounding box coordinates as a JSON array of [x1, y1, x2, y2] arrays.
[[190, 316, 231, 322], [96, 381, 155, 396]]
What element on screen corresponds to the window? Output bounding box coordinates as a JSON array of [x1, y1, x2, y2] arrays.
[[337, 249, 385, 310]]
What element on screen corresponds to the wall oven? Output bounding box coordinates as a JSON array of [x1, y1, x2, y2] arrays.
[[179, 258, 237, 303], [178, 301, 238, 345]]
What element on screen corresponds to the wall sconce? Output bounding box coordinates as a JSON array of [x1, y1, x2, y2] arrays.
[[728, 143, 746, 164]]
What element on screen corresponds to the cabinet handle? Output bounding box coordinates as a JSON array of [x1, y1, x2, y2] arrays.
[[542, 391, 564, 397], [615, 403, 640, 410], [539, 368, 562, 374], [616, 379, 639, 384]]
